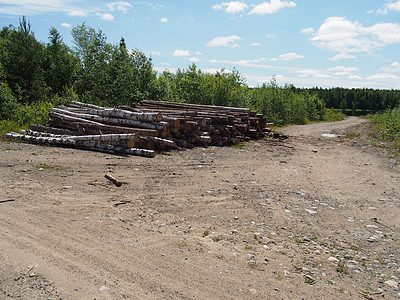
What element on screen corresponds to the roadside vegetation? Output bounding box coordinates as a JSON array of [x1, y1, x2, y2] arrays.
[[1, 17, 399, 144], [369, 107, 400, 153]]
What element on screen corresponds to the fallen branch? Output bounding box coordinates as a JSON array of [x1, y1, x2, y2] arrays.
[[105, 174, 123, 187], [0, 199, 15, 204]]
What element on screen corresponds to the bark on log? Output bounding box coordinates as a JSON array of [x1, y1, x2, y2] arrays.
[[49, 114, 159, 136], [29, 124, 80, 136], [6, 133, 156, 158], [80, 108, 162, 122], [105, 174, 122, 187], [145, 136, 176, 148], [70, 101, 103, 109], [141, 100, 250, 114], [51, 108, 166, 131]]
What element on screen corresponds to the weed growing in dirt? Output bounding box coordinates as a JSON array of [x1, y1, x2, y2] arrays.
[[344, 132, 361, 139], [229, 142, 246, 149], [212, 236, 222, 242], [202, 230, 209, 237], [177, 242, 188, 248], [336, 261, 348, 274], [305, 278, 317, 285], [350, 245, 359, 251], [248, 262, 258, 269]]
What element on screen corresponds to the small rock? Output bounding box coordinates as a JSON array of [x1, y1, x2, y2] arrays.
[[249, 289, 257, 294], [99, 286, 109, 292], [305, 209, 317, 215], [328, 257, 339, 263], [385, 280, 399, 289]]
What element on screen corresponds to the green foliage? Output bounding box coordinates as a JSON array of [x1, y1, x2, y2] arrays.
[[370, 107, 400, 152], [72, 24, 156, 106], [250, 79, 326, 126], [156, 64, 249, 107], [323, 108, 346, 122], [307, 87, 400, 112], [0, 17, 49, 104], [0, 86, 79, 134], [44, 27, 78, 96]]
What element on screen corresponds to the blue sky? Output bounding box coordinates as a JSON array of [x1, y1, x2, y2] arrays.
[[1, 0, 400, 89]]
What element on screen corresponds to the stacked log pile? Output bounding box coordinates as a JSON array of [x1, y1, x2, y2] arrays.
[[6, 100, 272, 158]]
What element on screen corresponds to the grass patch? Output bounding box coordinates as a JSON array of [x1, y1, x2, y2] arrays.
[[229, 141, 246, 149]]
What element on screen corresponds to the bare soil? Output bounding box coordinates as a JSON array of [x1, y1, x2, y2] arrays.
[[0, 117, 399, 299]]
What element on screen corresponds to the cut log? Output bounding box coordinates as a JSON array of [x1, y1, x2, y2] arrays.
[[79, 108, 162, 122], [145, 136, 176, 148], [6, 133, 156, 158], [29, 124, 80, 136], [51, 108, 166, 131], [49, 113, 159, 136]]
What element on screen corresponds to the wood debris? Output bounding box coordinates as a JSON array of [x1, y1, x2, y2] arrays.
[[6, 100, 273, 158]]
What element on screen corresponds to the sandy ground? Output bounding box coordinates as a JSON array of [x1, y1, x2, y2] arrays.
[[0, 117, 399, 299]]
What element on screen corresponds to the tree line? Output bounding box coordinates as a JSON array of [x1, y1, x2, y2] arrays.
[[305, 87, 400, 112], [0, 18, 399, 130]]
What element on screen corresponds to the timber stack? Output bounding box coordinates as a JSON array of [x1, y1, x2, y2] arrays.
[[6, 100, 272, 158]]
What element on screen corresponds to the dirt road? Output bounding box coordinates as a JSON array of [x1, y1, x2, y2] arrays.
[[0, 117, 399, 299]]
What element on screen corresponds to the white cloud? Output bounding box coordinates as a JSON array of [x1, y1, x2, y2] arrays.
[[329, 53, 357, 61], [348, 75, 363, 80], [301, 27, 313, 35], [381, 62, 400, 73], [213, 1, 248, 14], [328, 66, 358, 76], [209, 58, 278, 70], [98, 12, 114, 21], [190, 57, 200, 62], [328, 66, 359, 72], [0, 0, 91, 16], [248, 42, 261, 47], [296, 69, 329, 78], [205, 35, 242, 47], [248, 0, 296, 15], [391, 62, 400, 70], [308, 16, 400, 56], [377, 1, 400, 14], [368, 23, 400, 44], [160, 17, 168, 23], [61, 22, 72, 28], [266, 33, 276, 39], [173, 49, 190, 56], [278, 52, 304, 61], [107, 1, 132, 14], [150, 51, 161, 56], [367, 73, 400, 81], [68, 10, 87, 17], [195, 52, 203, 55]]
